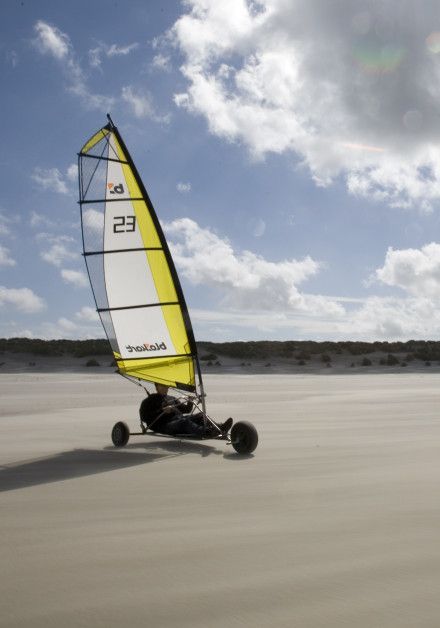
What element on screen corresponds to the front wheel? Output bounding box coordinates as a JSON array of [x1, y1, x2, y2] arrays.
[[231, 421, 258, 454], [111, 421, 130, 447]]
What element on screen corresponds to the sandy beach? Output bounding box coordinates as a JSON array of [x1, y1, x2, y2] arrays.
[[2, 372, 440, 627]]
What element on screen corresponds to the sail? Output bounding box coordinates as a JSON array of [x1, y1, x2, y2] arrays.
[[78, 118, 200, 393]]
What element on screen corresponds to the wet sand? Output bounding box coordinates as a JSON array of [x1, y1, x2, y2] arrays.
[[2, 373, 440, 627]]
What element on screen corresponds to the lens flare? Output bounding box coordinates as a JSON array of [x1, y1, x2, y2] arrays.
[[353, 43, 405, 74], [341, 142, 385, 153], [426, 32, 440, 53]]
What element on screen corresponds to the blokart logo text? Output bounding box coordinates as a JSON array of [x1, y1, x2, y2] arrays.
[[108, 182, 124, 194], [126, 342, 167, 353]]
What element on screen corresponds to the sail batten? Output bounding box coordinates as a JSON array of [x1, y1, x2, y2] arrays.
[[84, 247, 163, 257], [80, 196, 146, 203], [97, 301, 180, 312], [78, 119, 200, 394], [78, 154, 130, 165]]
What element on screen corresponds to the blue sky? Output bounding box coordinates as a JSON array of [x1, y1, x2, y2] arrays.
[[2, 0, 440, 341]]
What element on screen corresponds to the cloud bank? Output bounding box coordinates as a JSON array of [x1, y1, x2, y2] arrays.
[[163, 218, 440, 340], [164, 217, 343, 316], [170, 0, 440, 210], [0, 286, 45, 313]]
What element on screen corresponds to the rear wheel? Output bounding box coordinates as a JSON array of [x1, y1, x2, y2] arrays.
[[231, 421, 258, 454], [111, 421, 130, 447]]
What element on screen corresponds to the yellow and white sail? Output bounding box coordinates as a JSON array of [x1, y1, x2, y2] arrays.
[[78, 118, 199, 393]]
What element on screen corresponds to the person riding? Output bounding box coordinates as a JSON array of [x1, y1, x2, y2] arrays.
[[139, 383, 233, 438]]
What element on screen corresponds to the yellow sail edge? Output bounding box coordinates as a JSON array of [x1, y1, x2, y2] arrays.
[[116, 355, 195, 389], [81, 128, 110, 154]]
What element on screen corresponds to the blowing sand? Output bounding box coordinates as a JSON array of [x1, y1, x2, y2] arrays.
[[2, 373, 440, 627]]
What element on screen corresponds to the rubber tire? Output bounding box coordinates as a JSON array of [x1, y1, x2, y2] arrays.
[[231, 421, 258, 454], [111, 421, 130, 447]]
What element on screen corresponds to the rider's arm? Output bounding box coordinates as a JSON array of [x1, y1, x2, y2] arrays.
[[162, 405, 176, 413], [177, 400, 193, 413]]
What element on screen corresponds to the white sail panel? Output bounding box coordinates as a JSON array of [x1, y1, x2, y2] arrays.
[[104, 251, 161, 309], [111, 307, 180, 360]]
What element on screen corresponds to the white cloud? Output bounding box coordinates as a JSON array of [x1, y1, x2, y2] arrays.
[[61, 269, 88, 288], [0, 324, 35, 339], [89, 41, 139, 68], [68, 74, 115, 111], [31, 167, 68, 194], [75, 306, 99, 322], [6, 50, 19, 67], [0, 212, 11, 236], [191, 293, 440, 341], [40, 236, 77, 267], [0, 286, 45, 313], [121, 85, 170, 122], [339, 296, 440, 340], [88, 48, 101, 69], [33, 22, 172, 120], [34, 20, 70, 59], [121, 85, 154, 118], [151, 53, 172, 72], [327, 242, 440, 340], [33, 21, 114, 111], [82, 208, 104, 233], [177, 182, 191, 193], [107, 42, 139, 57], [164, 217, 343, 316], [30, 211, 55, 229], [0, 311, 101, 339], [66, 163, 78, 181], [191, 306, 341, 338], [162, 219, 440, 339], [31, 164, 77, 197], [170, 0, 440, 209], [0, 210, 20, 239], [0, 245, 16, 267], [376, 243, 440, 298], [57, 317, 77, 331], [20, 318, 103, 340]]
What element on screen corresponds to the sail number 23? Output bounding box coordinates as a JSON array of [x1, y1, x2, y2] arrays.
[[113, 215, 136, 233]]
